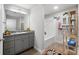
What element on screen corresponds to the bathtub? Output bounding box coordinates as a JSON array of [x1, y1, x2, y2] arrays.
[[44, 34, 56, 48], [44, 31, 63, 48]]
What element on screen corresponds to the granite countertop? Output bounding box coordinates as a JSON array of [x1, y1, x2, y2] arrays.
[[11, 32, 28, 35], [4, 31, 34, 37]]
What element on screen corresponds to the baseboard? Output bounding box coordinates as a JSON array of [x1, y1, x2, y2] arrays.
[[34, 46, 42, 53]]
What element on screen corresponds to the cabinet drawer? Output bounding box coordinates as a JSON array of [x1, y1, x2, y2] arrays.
[[21, 34, 29, 39], [4, 36, 14, 41], [14, 35, 22, 39], [4, 40, 14, 49]]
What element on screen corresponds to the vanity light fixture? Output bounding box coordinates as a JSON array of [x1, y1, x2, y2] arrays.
[[8, 9, 27, 14]]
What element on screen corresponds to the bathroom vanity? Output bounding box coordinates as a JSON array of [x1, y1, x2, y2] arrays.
[[3, 31, 34, 55]]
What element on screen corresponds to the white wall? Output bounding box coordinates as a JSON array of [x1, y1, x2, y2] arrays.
[[0, 4, 5, 55], [30, 5, 44, 52]]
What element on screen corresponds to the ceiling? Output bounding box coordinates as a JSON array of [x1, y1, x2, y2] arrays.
[[14, 4, 36, 9], [5, 4, 35, 9], [5, 4, 77, 16], [15, 4, 77, 15], [43, 4, 77, 15]]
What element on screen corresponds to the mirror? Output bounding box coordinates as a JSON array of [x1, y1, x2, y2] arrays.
[[4, 4, 30, 32]]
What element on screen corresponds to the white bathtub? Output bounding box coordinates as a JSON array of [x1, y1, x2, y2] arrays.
[[44, 35, 56, 48], [44, 31, 63, 48]]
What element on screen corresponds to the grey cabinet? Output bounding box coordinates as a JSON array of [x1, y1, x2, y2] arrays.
[[3, 31, 34, 55]]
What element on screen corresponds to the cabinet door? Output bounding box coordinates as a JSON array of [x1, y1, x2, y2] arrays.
[[22, 34, 29, 50], [3, 49, 10, 55], [3, 36, 14, 55], [29, 32, 34, 48], [3, 47, 14, 55], [9, 48, 15, 55], [14, 38, 23, 54], [4, 40, 14, 49]]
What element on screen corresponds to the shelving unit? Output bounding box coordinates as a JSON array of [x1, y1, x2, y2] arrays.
[[62, 10, 78, 55]]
